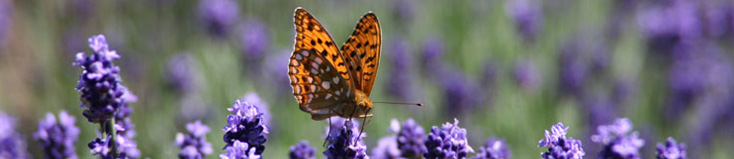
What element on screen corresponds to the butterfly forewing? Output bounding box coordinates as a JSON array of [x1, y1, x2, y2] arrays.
[[291, 8, 356, 120], [340, 12, 381, 96]]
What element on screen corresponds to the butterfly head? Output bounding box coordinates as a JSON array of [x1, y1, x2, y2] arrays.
[[354, 90, 374, 110]]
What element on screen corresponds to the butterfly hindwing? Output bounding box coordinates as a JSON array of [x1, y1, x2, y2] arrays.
[[340, 12, 381, 96], [291, 8, 355, 120]]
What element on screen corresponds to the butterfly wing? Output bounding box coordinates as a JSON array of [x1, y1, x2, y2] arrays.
[[340, 12, 381, 96], [290, 8, 355, 120]]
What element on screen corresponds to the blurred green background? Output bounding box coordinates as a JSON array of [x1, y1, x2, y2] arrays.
[[1, 0, 733, 158]]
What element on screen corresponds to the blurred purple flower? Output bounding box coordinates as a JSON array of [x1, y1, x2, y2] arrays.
[[613, 78, 637, 105], [506, 0, 544, 42], [591, 118, 645, 159], [656, 137, 686, 159], [198, 0, 240, 37], [239, 93, 271, 126], [240, 18, 270, 62], [175, 121, 213, 159], [636, 0, 702, 54], [289, 141, 315, 159], [263, 49, 293, 94], [667, 44, 734, 121], [439, 66, 481, 117], [223, 99, 269, 156], [165, 53, 200, 95], [557, 40, 589, 98], [0, 111, 29, 159], [392, 0, 415, 24], [74, 34, 137, 124], [423, 119, 474, 159], [473, 137, 511, 159], [512, 60, 540, 92], [702, 2, 734, 39], [396, 118, 426, 158], [34, 111, 80, 159], [372, 136, 400, 159], [386, 36, 415, 100], [538, 122, 584, 159], [581, 94, 619, 129], [219, 140, 260, 159], [323, 117, 368, 159], [420, 37, 445, 75], [0, 0, 11, 48]]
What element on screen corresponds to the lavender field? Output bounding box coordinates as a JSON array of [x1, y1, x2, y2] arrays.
[[0, 0, 733, 158]]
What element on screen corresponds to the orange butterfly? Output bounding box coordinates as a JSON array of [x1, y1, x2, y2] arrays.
[[288, 8, 420, 121]]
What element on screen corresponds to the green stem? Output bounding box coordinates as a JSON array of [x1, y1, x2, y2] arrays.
[[109, 118, 118, 158]]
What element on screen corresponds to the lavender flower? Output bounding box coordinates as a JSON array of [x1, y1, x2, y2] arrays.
[[557, 40, 589, 98], [165, 53, 200, 95], [0, 111, 29, 159], [175, 121, 213, 159], [591, 118, 645, 159], [396, 118, 426, 158], [391, 0, 415, 25], [74, 34, 136, 124], [220, 140, 260, 159], [75, 34, 139, 158], [636, 0, 701, 54], [506, 0, 544, 42], [512, 60, 540, 92], [372, 136, 400, 159], [538, 122, 585, 159], [198, 0, 240, 37], [289, 141, 316, 159], [0, 0, 12, 48], [420, 37, 445, 75], [424, 119, 474, 159], [239, 93, 271, 126], [323, 117, 368, 159], [656, 137, 686, 159], [239, 18, 270, 62], [34, 111, 80, 159], [439, 66, 481, 117], [473, 137, 511, 159], [386, 36, 415, 100], [223, 100, 269, 156]]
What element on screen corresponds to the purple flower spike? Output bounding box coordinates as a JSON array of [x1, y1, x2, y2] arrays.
[[424, 118, 474, 159], [396, 118, 426, 158], [289, 141, 316, 159], [164, 53, 200, 95], [591, 118, 645, 159], [220, 140, 261, 159], [198, 0, 240, 37], [239, 93, 271, 126], [74, 34, 136, 124], [240, 18, 270, 61], [506, 0, 544, 42], [372, 135, 400, 159], [223, 100, 269, 156], [473, 137, 511, 159], [538, 122, 585, 159], [513, 60, 541, 92], [656, 137, 686, 159], [323, 117, 368, 159], [0, 111, 29, 159], [34, 111, 80, 159], [175, 121, 213, 159]]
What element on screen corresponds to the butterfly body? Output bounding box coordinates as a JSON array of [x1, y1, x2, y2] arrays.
[[289, 8, 381, 121]]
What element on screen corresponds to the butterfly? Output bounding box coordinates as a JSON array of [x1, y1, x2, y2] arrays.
[[288, 7, 384, 121], [289, 7, 423, 147]]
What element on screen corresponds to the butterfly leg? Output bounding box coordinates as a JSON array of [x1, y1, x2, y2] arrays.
[[357, 108, 372, 142]]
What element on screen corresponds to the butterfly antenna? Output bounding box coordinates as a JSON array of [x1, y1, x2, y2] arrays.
[[373, 102, 424, 107]]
